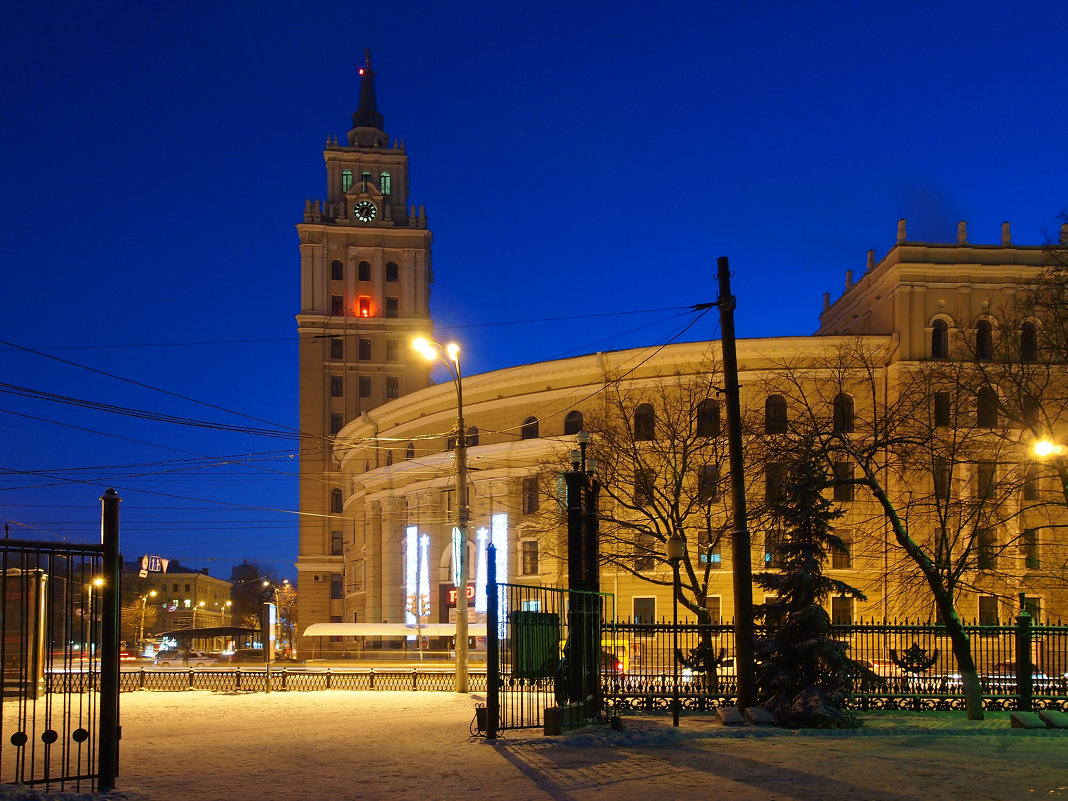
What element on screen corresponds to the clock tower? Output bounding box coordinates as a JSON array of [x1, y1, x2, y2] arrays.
[[295, 52, 433, 651]]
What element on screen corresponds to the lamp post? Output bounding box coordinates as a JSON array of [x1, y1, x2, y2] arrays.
[[413, 336, 470, 693], [138, 590, 157, 654], [192, 600, 205, 628], [665, 531, 685, 727]]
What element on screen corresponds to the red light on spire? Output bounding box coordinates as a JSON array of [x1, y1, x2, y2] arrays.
[[358, 68, 365, 76]]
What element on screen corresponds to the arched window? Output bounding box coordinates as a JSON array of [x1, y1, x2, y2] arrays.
[[563, 410, 584, 435], [380, 171, 391, 195], [386, 261, 399, 282], [633, 404, 655, 441], [331, 259, 343, 281], [405, 442, 415, 460], [832, 394, 854, 434], [521, 417, 539, 440], [976, 386, 998, 428], [765, 395, 788, 434], [975, 320, 993, 360], [341, 170, 353, 191], [931, 319, 949, 359], [466, 426, 479, 447], [1021, 322, 1038, 363], [330, 488, 343, 514], [696, 400, 720, 437], [358, 260, 371, 281]]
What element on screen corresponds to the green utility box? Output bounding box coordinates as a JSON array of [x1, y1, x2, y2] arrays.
[[511, 611, 560, 679]]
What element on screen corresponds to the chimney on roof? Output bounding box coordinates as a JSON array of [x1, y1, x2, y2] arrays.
[[897, 219, 907, 243], [823, 292, 831, 311], [845, 270, 854, 290], [957, 221, 968, 244], [1001, 221, 1012, 246], [866, 249, 875, 272]]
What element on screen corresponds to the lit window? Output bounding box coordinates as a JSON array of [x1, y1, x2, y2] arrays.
[[380, 171, 391, 195], [386, 261, 399, 282], [360, 171, 370, 191], [521, 541, 539, 575], [358, 296, 372, 317], [764, 529, 785, 568], [342, 170, 353, 191]]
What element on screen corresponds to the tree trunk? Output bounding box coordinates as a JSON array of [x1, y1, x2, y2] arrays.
[[937, 602, 984, 720]]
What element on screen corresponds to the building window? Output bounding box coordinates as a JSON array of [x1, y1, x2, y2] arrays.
[[360, 170, 370, 191], [330, 413, 344, 435], [385, 376, 399, 399], [696, 400, 720, 437], [1023, 464, 1039, 500], [976, 528, 997, 570], [380, 171, 391, 195], [1022, 528, 1040, 570], [634, 534, 656, 572], [1022, 596, 1041, 620], [832, 393, 854, 434], [342, 170, 353, 191], [978, 595, 999, 625], [521, 541, 539, 575], [633, 469, 655, 507], [931, 319, 949, 359], [329, 615, 343, 642], [700, 542, 722, 569], [385, 450, 392, 466], [331, 259, 343, 281], [764, 529, 785, 568], [830, 596, 853, 625], [833, 462, 854, 501], [633, 404, 655, 441], [563, 410, 583, 435], [358, 261, 371, 281], [330, 338, 344, 360], [976, 461, 996, 500], [521, 417, 539, 439], [765, 395, 788, 434], [632, 597, 656, 623], [521, 476, 539, 514], [934, 460, 951, 500], [358, 376, 371, 398], [405, 442, 414, 460], [976, 386, 998, 428], [330, 375, 344, 397], [386, 261, 399, 282], [386, 339, 399, 362], [705, 596, 721, 624], [331, 295, 344, 316], [359, 338, 371, 360], [1022, 394, 1040, 426], [466, 427, 479, 447], [330, 488, 343, 514], [934, 392, 951, 427], [831, 530, 852, 569], [385, 297, 399, 318], [975, 319, 993, 360], [1021, 322, 1038, 362], [330, 575, 343, 599], [358, 296, 372, 317], [330, 531, 343, 556], [765, 463, 786, 504], [698, 464, 719, 504]]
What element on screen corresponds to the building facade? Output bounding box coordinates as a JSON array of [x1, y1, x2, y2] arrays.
[[295, 53, 433, 647]]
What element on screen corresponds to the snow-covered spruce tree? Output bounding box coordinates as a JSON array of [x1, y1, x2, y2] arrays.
[[754, 438, 867, 728]]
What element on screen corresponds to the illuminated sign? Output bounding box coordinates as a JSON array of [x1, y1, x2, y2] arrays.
[[447, 585, 476, 604], [405, 527, 430, 628]]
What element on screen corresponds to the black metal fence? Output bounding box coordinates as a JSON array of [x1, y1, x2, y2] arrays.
[[602, 618, 1068, 713]]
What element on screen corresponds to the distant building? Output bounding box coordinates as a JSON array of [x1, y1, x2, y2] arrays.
[[123, 560, 233, 648]]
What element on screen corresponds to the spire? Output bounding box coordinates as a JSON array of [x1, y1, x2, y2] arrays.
[[348, 47, 386, 146]]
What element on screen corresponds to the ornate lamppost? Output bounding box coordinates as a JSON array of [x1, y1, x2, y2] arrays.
[[665, 531, 685, 727]]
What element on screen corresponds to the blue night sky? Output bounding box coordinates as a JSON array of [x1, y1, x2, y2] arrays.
[[2, 1, 1066, 581]]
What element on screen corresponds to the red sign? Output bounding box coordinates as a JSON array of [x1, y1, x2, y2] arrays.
[[446, 584, 476, 605]]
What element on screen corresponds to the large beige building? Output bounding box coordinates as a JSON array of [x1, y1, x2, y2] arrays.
[[296, 67, 1068, 653]]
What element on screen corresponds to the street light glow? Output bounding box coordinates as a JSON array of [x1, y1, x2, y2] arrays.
[[1034, 440, 1063, 458]]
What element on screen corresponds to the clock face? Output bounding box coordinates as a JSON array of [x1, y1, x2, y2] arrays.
[[353, 200, 377, 223]]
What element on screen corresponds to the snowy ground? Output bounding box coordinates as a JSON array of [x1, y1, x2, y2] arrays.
[[3, 690, 1067, 800]]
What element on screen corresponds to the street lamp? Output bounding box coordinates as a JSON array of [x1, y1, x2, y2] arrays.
[[192, 600, 205, 628], [665, 531, 685, 727], [138, 590, 157, 654], [413, 336, 470, 693]]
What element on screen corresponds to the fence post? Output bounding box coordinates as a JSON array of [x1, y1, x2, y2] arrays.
[[486, 542, 499, 739], [1015, 602, 1033, 712], [98, 488, 121, 793]]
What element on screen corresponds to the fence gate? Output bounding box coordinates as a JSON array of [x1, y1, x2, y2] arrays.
[[486, 582, 611, 732], [0, 491, 121, 792]]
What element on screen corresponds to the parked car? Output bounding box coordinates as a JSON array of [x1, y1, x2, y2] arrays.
[[227, 649, 300, 665], [153, 650, 218, 667]]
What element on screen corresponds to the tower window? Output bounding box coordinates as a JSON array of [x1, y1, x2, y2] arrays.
[[563, 410, 583, 435], [331, 260, 343, 281], [380, 171, 391, 195], [330, 338, 344, 360], [361, 171, 370, 192], [359, 338, 371, 360], [385, 297, 399, 318], [342, 170, 353, 192], [386, 261, 399, 282], [358, 261, 371, 281], [385, 376, 399, 399], [358, 296, 372, 317], [931, 319, 949, 359], [331, 295, 344, 316]]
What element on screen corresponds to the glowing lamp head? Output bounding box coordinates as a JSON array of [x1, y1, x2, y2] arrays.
[[1034, 440, 1063, 458], [412, 337, 435, 361], [445, 342, 460, 362], [92, 577, 104, 588], [359, 68, 365, 76]]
